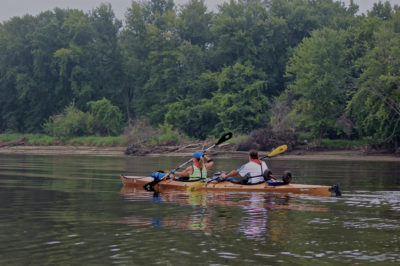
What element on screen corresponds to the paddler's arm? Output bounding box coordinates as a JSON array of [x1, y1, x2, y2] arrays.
[[173, 165, 193, 177], [220, 170, 239, 180], [203, 155, 214, 170]]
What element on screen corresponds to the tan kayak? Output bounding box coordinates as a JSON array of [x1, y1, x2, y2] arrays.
[[120, 175, 340, 197]]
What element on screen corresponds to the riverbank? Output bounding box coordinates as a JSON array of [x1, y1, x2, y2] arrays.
[[0, 145, 399, 162]]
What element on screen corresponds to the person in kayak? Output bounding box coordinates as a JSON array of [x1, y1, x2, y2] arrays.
[[172, 151, 214, 181], [218, 149, 269, 185]]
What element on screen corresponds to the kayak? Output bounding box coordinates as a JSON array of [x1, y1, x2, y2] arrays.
[[120, 175, 340, 197]]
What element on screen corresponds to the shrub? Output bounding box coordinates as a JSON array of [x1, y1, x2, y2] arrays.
[[123, 118, 159, 145], [150, 123, 185, 145], [237, 127, 298, 151], [43, 103, 93, 137], [87, 98, 123, 136], [124, 119, 187, 146]]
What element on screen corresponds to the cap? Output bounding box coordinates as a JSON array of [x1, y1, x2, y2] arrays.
[[191, 151, 204, 159]]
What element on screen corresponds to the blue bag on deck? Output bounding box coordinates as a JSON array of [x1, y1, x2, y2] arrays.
[[267, 180, 285, 186], [150, 171, 166, 180]]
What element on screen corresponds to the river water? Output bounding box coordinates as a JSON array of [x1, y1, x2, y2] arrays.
[[0, 154, 399, 265]]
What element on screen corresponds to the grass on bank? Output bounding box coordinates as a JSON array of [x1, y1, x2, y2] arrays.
[[1, 133, 374, 149], [320, 138, 373, 148], [298, 132, 373, 149], [0, 133, 125, 147]]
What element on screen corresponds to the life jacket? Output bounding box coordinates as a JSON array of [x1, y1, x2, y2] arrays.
[[238, 161, 268, 184], [189, 164, 207, 181]]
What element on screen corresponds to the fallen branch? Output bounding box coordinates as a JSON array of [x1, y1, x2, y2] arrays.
[[0, 137, 28, 148]]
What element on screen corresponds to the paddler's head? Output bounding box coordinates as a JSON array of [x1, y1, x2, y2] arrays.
[[191, 151, 204, 164], [192, 151, 204, 159], [249, 149, 258, 159]]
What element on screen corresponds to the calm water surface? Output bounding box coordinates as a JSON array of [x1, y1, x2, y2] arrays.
[[0, 154, 399, 265]]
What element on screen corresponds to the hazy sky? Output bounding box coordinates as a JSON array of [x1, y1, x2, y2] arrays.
[[1, 0, 400, 23]]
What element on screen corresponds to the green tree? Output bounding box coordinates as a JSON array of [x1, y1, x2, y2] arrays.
[[166, 62, 268, 138], [120, 0, 180, 125], [177, 0, 212, 47], [0, 15, 38, 132], [267, 0, 358, 95], [88, 4, 123, 107], [211, 62, 269, 133], [285, 27, 351, 144], [368, 1, 395, 20], [348, 15, 400, 148], [54, 6, 123, 109], [166, 99, 219, 139], [87, 98, 124, 136]]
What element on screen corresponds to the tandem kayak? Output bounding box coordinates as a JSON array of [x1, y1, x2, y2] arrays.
[[120, 175, 341, 197]]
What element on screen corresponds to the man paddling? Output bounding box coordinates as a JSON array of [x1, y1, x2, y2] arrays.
[[172, 151, 214, 181], [219, 150, 269, 185]]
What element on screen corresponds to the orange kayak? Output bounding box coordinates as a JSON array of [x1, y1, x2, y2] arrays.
[[120, 175, 339, 197]]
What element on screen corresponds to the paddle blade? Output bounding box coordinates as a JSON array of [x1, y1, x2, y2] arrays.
[[268, 145, 288, 157], [215, 132, 233, 146]]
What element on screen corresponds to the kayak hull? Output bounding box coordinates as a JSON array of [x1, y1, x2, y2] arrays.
[[120, 175, 334, 197]]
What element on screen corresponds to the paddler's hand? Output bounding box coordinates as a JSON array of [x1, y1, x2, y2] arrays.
[[169, 169, 175, 178]]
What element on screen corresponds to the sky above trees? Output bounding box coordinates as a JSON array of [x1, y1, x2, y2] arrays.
[[1, 0, 399, 23]]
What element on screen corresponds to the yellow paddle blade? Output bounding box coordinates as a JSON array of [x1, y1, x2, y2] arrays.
[[186, 182, 205, 193], [268, 144, 288, 157]]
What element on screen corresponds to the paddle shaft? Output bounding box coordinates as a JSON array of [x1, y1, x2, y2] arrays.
[[173, 133, 232, 172], [259, 154, 271, 160], [175, 140, 223, 170]]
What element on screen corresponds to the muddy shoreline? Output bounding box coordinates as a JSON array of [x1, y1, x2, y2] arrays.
[[0, 145, 399, 162]]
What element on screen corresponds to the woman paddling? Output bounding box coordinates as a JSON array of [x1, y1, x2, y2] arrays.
[[172, 151, 214, 181]]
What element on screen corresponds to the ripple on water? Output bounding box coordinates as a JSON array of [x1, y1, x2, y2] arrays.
[[343, 219, 400, 230], [218, 251, 238, 259], [338, 250, 400, 263], [344, 191, 400, 211]]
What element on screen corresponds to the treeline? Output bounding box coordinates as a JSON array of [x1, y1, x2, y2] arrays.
[[0, 0, 399, 148]]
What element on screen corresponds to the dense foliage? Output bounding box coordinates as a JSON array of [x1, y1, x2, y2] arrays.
[[0, 0, 399, 149]]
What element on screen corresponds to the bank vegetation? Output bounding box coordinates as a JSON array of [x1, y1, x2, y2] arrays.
[[1, 0, 399, 154]]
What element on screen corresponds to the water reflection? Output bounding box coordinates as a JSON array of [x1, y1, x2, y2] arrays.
[[120, 186, 329, 242]]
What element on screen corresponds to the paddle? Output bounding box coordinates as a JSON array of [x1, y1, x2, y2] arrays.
[[186, 144, 288, 192], [143, 132, 233, 191]]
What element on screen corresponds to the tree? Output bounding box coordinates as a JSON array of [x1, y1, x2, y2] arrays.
[[0, 15, 37, 132], [347, 15, 400, 149], [165, 99, 219, 139], [368, 1, 395, 20], [87, 98, 124, 136], [88, 4, 123, 106], [285, 27, 351, 145], [166, 61, 269, 138], [267, 0, 358, 95], [120, 0, 180, 125], [177, 0, 213, 47]]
